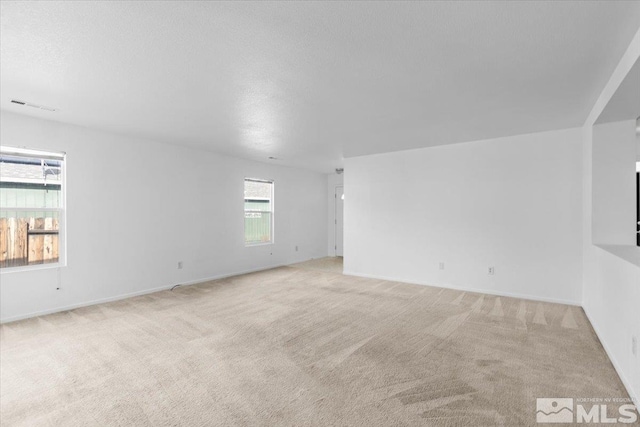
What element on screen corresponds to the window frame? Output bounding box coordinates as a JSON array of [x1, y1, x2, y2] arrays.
[[0, 146, 66, 272], [244, 177, 274, 246]]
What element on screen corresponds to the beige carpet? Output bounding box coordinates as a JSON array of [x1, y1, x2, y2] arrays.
[[289, 256, 344, 274], [0, 260, 634, 426]]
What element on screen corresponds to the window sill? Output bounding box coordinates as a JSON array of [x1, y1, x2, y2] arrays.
[[245, 242, 274, 247], [0, 262, 66, 274]]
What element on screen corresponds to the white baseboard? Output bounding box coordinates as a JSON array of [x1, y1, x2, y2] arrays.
[[0, 263, 290, 324], [583, 305, 639, 411], [342, 270, 581, 306], [1, 283, 176, 324]]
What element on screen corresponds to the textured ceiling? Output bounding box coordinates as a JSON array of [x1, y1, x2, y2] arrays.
[[595, 57, 640, 125], [2, 1, 640, 172]]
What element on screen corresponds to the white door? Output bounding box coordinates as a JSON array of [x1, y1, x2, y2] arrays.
[[335, 186, 344, 256]]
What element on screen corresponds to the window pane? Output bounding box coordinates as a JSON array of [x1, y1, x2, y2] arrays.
[[0, 155, 63, 183], [244, 179, 273, 245], [0, 183, 62, 209], [244, 211, 271, 244], [0, 210, 60, 268], [244, 199, 271, 212], [0, 155, 62, 209], [244, 180, 272, 211]]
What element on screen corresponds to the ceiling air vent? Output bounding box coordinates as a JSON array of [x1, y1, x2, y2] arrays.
[[10, 99, 56, 112]]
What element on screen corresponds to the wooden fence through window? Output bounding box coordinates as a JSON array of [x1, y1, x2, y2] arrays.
[[0, 217, 59, 268]]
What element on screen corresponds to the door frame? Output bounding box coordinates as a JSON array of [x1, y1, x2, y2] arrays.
[[334, 186, 344, 257]]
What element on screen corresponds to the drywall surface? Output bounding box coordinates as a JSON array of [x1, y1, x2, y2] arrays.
[[327, 173, 344, 256], [0, 111, 328, 322], [592, 119, 637, 246], [583, 126, 640, 405], [344, 127, 583, 304], [582, 27, 640, 404]]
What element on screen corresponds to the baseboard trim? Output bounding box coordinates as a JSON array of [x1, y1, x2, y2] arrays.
[[1, 284, 177, 324], [0, 263, 293, 324], [342, 270, 581, 306], [583, 305, 639, 410]]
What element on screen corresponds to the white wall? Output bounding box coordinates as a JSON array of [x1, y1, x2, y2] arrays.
[[583, 124, 640, 404], [344, 128, 583, 304], [592, 119, 637, 246], [0, 111, 328, 322], [582, 28, 640, 404], [327, 173, 344, 256]]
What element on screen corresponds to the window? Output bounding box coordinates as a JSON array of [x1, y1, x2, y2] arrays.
[[244, 178, 273, 245], [0, 147, 65, 269]]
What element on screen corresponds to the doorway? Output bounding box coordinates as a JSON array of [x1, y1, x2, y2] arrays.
[[335, 186, 344, 256]]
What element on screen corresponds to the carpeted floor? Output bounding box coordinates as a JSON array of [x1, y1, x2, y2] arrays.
[[0, 258, 634, 426], [289, 256, 344, 274]]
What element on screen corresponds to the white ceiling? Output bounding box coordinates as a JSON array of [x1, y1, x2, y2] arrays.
[[594, 57, 640, 125], [2, 1, 640, 173]]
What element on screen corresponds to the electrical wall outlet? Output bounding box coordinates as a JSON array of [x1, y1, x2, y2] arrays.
[[488, 267, 495, 275], [295, 246, 299, 252], [177, 261, 183, 269], [439, 262, 445, 270], [632, 336, 637, 357]]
